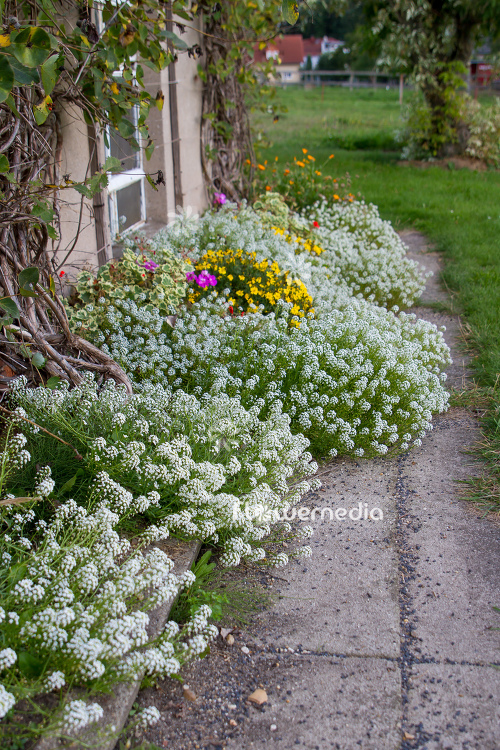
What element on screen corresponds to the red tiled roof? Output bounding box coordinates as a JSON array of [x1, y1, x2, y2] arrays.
[[303, 37, 322, 57], [253, 34, 305, 65]]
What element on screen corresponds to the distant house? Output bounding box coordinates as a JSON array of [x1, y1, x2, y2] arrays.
[[303, 36, 345, 69], [253, 34, 305, 83]]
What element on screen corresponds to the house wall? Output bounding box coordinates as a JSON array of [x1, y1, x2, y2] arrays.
[[277, 64, 301, 83], [56, 19, 207, 280]]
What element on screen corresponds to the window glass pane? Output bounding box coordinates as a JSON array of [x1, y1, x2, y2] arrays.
[[116, 181, 143, 232], [109, 112, 139, 170]]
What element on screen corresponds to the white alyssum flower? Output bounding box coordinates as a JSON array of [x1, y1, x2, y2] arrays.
[[0, 684, 16, 718]]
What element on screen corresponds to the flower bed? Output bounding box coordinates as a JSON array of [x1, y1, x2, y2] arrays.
[[1, 168, 452, 746]]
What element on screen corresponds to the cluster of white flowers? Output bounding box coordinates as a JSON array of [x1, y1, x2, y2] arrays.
[[0, 488, 222, 727], [0, 683, 16, 719], [86, 292, 449, 457], [304, 199, 429, 311], [11, 375, 317, 568]]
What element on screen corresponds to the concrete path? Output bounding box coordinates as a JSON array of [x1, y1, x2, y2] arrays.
[[134, 233, 500, 750]]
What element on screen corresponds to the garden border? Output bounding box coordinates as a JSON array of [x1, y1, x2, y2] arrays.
[[33, 539, 201, 750]]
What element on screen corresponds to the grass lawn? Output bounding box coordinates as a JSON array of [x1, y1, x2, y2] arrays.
[[252, 86, 500, 510]]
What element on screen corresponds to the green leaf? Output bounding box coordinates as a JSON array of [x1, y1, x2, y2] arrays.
[[146, 173, 158, 191], [31, 351, 46, 368], [46, 375, 61, 389], [0, 154, 8, 173], [117, 118, 136, 139], [47, 225, 58, 240], [145, 141, 154, 161], [282, 0, 299, 25], [60, 474, 77, 493], [102, 156, 122, 173], [0, 297, 19, 318], [40, 53, 61, 95], [31, 199, 54, 222], [18, 651, 44, 678], [4, 93, 19, 117], [0, 55, 14, 103], [10, 27, 52, 68], [9, 56, 40, 86], [18, 267, 40, 289], [162, 30, 188, 51]]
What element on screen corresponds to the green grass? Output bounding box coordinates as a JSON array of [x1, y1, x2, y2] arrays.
[[252, 86, 500, 511], [253, 86, 500, 385]]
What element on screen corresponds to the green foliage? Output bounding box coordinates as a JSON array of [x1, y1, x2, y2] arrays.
[[253, 191, 309, 234], [362, 0, 500, 151], [171, 550, 229, 623], [0, 0, 195, 139], [465, 99, 500, 167], [67, 246, 190, 336]]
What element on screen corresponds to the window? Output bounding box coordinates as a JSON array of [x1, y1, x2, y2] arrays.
[[106, 107, 146, 240]]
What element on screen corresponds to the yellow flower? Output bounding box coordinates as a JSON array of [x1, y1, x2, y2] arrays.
[[289, 180, 294, 185], [227, 274, 233, 281], [315, 170, 322, 176], [236, 290, 244, 296], [239, 275, 245, 281], [302, 148, 308, 154], [296, 161, 305, 167]]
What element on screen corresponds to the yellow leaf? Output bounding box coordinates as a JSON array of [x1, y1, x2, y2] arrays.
[[0, 34, 11, 48], [110, 81, 120, 95], [155, 90, 165, 111], [80, 34, 91, 47]]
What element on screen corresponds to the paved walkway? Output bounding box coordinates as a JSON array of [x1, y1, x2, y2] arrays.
[[135, 233, 500, 750]]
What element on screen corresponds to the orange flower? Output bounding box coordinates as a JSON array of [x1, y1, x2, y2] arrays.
[[329, 154, 335, 159], [257, 164, 265, 171], [296, 161, 305, 167], [266, 185, 271, 191], [302, 148, 308, 154], [275, 156, 279, 161], [284, 168, 290, 175], [307, 155, 315, 161], [315, 170, 321, 176], [333, 194, 340, 200], [289, 180, 294, 184], [245, 159, 251, 165]]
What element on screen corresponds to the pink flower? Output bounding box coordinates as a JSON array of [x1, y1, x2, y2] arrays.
[[214, 192, 227, 206], [196, 269, 217, 288], [142, 260, 159, 272]]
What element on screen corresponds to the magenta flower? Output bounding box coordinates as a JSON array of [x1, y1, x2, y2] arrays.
[[186, 271, 198, 282], [142, 260, 159, 272], [196, 269, 217, 288], [214, 192, 227, 206]]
